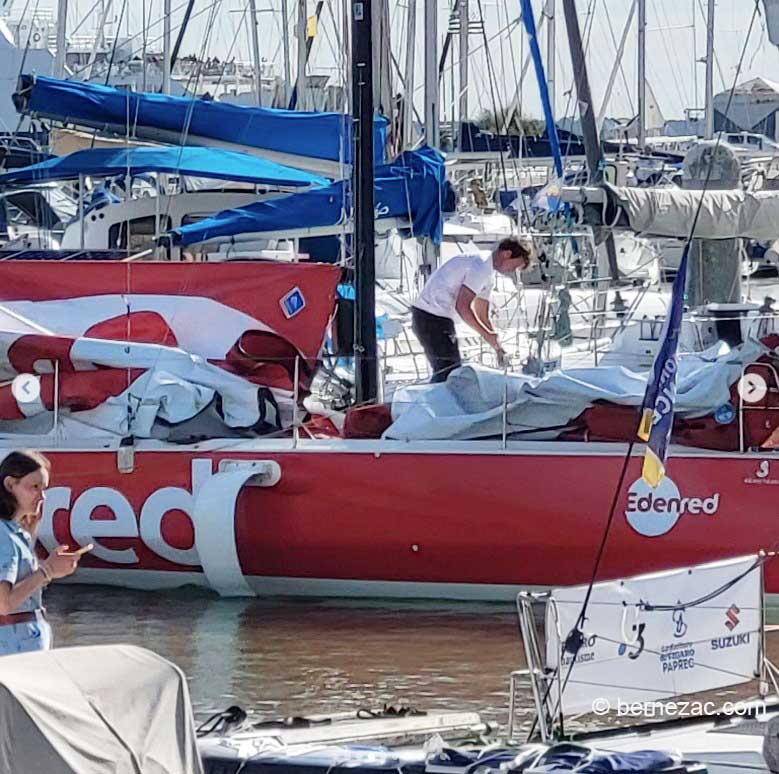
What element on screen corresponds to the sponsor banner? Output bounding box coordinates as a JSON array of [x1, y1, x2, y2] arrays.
[[545, 555, 762, 715]]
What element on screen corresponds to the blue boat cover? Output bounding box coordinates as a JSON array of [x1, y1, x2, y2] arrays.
[[16, 76, 388, 165], [0, 146, 327, 188], [201, 744, 427, 774], [169, 146, 450, 246]]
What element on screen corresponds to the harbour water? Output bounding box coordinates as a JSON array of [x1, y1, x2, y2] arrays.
[[46, 585, 519, 726], [44, 585, 779, 729]]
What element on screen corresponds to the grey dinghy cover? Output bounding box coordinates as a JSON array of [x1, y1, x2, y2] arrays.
[[0, 644, 203, 774], [605, 184, 779, 240]]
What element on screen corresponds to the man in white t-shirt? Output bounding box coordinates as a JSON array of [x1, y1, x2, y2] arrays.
[[411, 237, 530, 382]]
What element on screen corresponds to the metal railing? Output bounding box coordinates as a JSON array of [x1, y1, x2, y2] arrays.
[[510, 590, 558, 743]]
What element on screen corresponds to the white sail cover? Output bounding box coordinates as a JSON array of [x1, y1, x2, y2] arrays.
[[0, 644, 203, 774], [608, 184, 779, 240], [387, 339, 764, 441]]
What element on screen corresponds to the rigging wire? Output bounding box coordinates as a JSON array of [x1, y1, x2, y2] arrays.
[[103, 0, 129, 86], [602, 2, 635, 117], [67, 0, 226, 80], [654, 0, 693, 108]]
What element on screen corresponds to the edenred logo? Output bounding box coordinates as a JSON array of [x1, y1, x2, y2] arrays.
[[625, 478, 720, 537]]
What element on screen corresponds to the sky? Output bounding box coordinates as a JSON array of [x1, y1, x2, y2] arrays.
[[13, 0, 779, 123]]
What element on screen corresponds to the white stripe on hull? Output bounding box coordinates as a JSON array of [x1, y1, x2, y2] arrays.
[[65, 568, 545, 602]]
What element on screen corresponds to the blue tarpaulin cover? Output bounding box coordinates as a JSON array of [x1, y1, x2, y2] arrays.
[[15, 76, 388, 165], [0, 146, 327, 188], [169, 146, 450, 245]]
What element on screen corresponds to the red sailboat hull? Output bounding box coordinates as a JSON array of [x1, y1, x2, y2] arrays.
[[29, 441, 779, 600]]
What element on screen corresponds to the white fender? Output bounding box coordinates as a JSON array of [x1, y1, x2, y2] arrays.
[[193, 460, 281, 597]]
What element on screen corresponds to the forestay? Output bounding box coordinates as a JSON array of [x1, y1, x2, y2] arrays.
[[0, 644, 203, 774], [545, 556, 762, 716]]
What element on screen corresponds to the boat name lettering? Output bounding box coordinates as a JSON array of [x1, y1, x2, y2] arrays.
[[625, 477, 721, 538], [659, 643, 696, 673], [625, 493, 720, 516], [661, 656, 695, 673], [37, 459, 219, 566], [660, 641, 693, 654]]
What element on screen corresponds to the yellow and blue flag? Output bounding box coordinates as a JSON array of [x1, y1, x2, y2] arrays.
[[638, 244, 690, 487]]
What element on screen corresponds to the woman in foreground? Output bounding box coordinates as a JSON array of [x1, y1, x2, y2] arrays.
[[0, 450, 91, 655]]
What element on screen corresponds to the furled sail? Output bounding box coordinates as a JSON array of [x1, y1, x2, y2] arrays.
[[13, 75, 388, 176], [169, 147, 451, 246], [0, 146, 327, 188], [603, 184, 779, 240]]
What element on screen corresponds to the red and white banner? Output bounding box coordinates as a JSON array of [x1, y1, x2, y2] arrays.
[[0, 261, 340, 436]]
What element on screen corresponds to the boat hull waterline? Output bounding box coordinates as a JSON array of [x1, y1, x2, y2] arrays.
[[24, 441, 779, 600]]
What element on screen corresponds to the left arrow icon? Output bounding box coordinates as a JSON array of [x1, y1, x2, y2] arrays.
[[11, 374, 41, 404]]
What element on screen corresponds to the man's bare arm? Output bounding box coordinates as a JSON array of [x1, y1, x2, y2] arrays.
[[472, 297, 495, 334], [455, 286, 500, 350]]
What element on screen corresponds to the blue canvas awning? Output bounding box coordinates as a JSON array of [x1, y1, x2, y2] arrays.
[[0, 146, 327, 188], [14, 75, 388, 175], [168, 147, 451, 246]]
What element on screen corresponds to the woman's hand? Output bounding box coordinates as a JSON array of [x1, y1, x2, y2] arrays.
[[42, 544, 93, 580]]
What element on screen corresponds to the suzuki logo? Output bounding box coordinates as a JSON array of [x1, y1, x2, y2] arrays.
[[725, 604, 741, 631], [757, 460, 770, 479]]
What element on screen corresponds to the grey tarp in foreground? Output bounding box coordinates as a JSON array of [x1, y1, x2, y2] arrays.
[[0, 644, 203, 774], [606, 184, 779, 240]]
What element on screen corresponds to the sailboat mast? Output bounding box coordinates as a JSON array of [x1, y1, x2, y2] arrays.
[[171, 0, 197, 70], [561, 0, 600, 177], [637, 0, 646, 146], [248, 0, 263, 105], [297, 0, 308, 109], [561, 0, 620, 281], [704, 0, 714, 139], [352, 0, 378, 403], [521, 0, 563, 176], [458, 0, 468, 127], [163, 0, 172, 94], [55, 0, 68, 78], [403, 0, 417, 148], [281, 0, 292, 103], [545, 0, 555, 113], [424, 0, 439, 147]]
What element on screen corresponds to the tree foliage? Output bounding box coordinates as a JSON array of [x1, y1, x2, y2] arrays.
[[476, 108, 546, 137]]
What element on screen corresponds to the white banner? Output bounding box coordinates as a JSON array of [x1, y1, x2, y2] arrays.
[[545, 556, 762, 715]]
